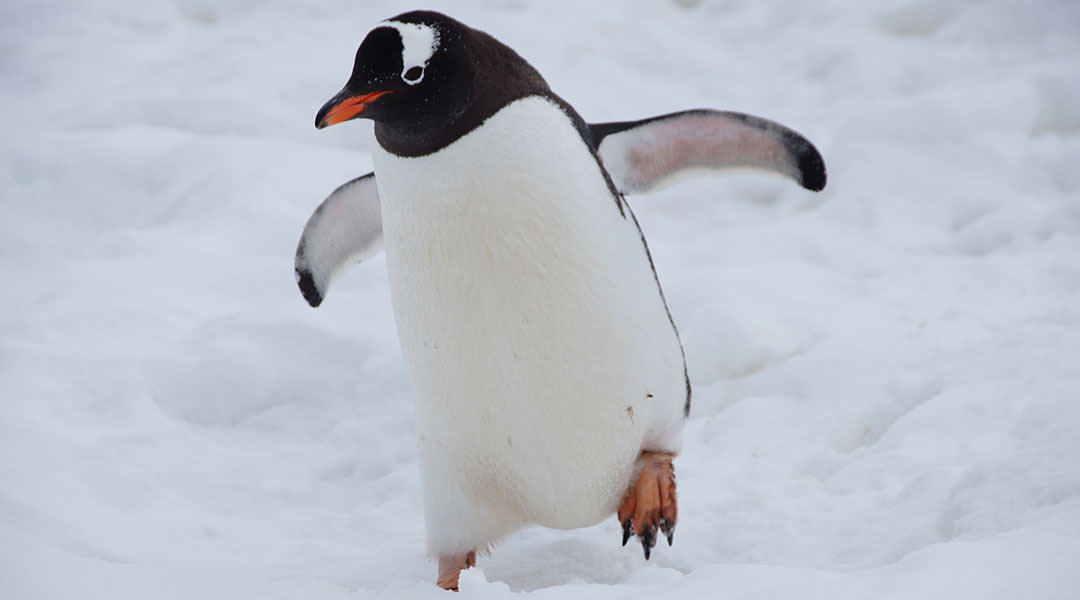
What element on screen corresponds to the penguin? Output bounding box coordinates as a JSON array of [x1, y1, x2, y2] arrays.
[[295, 10, 826, 591]]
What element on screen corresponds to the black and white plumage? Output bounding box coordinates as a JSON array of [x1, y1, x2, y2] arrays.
[[293, 10, 825, 588]]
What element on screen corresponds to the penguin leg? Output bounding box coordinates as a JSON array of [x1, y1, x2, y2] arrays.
[[436, 550, 476, 591], [617, 451, 677, 559]]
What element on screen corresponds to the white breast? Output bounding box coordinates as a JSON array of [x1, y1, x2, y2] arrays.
[[373, 96, 686, 555]]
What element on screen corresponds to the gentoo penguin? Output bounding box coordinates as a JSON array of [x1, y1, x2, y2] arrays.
[[295, 10, 825, 591]]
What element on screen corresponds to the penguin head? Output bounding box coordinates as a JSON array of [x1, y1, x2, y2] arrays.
[[315, 11, 554, 156], [315, 11, 471, 133]]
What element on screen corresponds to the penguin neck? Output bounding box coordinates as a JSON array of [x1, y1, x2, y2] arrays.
[[373, 28, 573, 158]]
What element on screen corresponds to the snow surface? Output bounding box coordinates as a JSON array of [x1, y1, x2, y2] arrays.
[[2, 0, 1080, 598]]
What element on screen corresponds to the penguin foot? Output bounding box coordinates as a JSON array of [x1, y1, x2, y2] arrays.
[[617, 451, 677, 560], [437, 550, 476, 591]]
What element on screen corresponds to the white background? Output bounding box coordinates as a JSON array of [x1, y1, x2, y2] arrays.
[[2, 0, 1079, 597]]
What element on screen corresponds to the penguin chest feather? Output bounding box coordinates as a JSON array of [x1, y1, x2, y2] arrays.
[[373, 96, 686, 553]]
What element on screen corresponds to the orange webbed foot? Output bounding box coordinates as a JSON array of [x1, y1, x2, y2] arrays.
[[437, 550, 476, 591], [617, 451, 677, 559]]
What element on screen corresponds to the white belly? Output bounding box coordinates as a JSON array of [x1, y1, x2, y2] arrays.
[[373, 96, 686, 555]]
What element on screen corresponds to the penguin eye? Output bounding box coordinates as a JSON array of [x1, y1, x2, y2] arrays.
[[402, 66, 424, 84]]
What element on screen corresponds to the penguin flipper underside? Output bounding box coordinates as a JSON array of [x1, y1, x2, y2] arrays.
[[590, 109, 827, 195], [295, 173, 382, 307]]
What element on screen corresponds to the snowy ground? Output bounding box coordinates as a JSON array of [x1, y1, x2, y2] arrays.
[[3, 0, 1080, 598]]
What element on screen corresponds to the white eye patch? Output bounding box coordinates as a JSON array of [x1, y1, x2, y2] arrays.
[[380, 20, 440, 85]]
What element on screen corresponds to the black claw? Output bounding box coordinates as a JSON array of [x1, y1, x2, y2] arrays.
[[659, 518, 675, 546], [621, 519, 633, 546], [641, 527, 656, 560]]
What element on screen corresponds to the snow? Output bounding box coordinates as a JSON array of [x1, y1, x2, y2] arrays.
[[2, 0, 1079, 598]]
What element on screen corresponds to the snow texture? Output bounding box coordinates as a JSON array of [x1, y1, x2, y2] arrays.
[[2, 0, 1079, 598]]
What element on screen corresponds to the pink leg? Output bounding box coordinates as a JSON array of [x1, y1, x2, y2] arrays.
[[436, 550, 476, 591]]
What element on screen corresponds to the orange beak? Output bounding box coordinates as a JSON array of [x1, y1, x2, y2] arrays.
[[315, 89, 392, 129]]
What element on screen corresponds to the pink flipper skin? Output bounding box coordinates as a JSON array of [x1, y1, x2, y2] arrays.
[[591, 109, 826, 194]]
